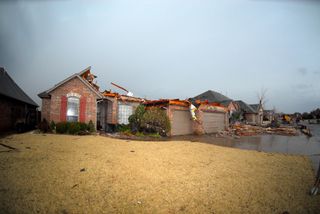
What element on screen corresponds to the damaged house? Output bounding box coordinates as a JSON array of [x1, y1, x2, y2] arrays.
[[235, 100, 263, 125], [192, 90, 238, 115], [144, 99, 228, 136], [38, 67, 103, 126], [0, 68, 38, 132], [249, 103, 263, 125], [38, 66, 144, 131], [98, 91, 145, 132], [38, 67, 229, 136]]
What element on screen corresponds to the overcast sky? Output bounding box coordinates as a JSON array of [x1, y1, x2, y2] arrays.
[[0, 0, 319, 113]]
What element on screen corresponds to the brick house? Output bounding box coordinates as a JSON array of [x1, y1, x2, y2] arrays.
[[38, 67, 103, 126], [38, 66, 145, 131]]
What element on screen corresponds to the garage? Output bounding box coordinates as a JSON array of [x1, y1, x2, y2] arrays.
[[171, 110, 193, 136], [202, 111, 226, 134]]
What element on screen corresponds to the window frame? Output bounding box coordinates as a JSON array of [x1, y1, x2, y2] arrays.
[[118, 103, 133, 125], [66, 96, 80, 122]]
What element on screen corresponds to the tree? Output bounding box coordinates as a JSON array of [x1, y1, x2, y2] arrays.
[[311, 108, 320, 119], [257, 87, 268, 108]]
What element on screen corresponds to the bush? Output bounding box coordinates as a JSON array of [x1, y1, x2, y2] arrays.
[[68, 122, 81, 135], [129, 105, 146, 133], [116, 124, 131, 133], [140, 107, 171, 136], [79, 122, 88, 132], [88, 120, 95, 133], [39, 119, 50, 133], [56, 122, 68, 134], [50, 121, 56, 131], [55, 121, 95, 135]]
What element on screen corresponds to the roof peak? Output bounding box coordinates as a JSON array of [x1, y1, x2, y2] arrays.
[[0, 68, 38, 106], [193, 89, 232, 103]]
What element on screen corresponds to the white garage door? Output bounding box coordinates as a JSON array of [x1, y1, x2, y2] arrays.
[[171, 110, 193, 136], [202, 112, 226, 134]]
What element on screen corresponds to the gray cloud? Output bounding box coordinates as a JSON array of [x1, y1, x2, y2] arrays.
[[0, 0, 320, 113], [297, 68, 308, 76]]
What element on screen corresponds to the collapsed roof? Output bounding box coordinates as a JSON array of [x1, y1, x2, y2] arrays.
[[102, 90, 145, 103], [143, 99, 190, 107], [0, 67, 38, 107]]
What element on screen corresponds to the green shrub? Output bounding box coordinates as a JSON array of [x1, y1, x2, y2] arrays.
[[79, 122, 88, 132], [56, 121, 94, 135], [147, 132, 161, 138], [56, 122, 68, 134], [135, 131, 145, 137], [88, 120, 95, 133], [116, 124, 131, 132], [68, 122, 81, 135], [50, 121, 56, 131], [140, 107, 171, 136], [129, 105, 146, 132]]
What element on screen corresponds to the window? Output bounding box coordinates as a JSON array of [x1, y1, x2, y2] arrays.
[[118, 104, 133, 125], [67, 97, 79, 122]]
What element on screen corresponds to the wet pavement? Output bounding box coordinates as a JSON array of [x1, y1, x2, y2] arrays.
[[171, 123, 320, 172]]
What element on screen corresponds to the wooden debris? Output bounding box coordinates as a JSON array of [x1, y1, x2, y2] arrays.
[[228, 124, 299, 137]]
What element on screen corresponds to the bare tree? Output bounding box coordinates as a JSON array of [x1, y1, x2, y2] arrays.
[[257, 87, 268, 108]]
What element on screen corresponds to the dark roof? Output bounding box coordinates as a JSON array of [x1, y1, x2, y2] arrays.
[[192, 90, 232, 103], [0, 67, 38, 106], [249, 104, 260, 112], [38, 90, 50, 98], [235, 100, 256, 114]]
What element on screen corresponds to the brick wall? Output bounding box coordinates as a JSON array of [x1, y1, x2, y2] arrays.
[[193, 109, 205, 135], [41, 98, 51, 122], [48, 77, 99, 125]]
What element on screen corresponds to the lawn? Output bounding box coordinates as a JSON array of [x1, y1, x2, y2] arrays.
[[0, 133, 319, 213]]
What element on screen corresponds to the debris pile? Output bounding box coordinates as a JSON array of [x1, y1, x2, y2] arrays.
[[219, 124, 300, 137], [264, 127, 298, 136]]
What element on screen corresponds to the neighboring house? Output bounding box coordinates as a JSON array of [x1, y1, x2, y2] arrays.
[[249, 103, 263, 125], [98, 90, 145, 131], [234, 100, 260, 125], [38, 66, 103, 126], [191, 90, 238, 115], [144, 99, 228, 136], [0, 67, 38, 132], [219, 100, 238, 115]]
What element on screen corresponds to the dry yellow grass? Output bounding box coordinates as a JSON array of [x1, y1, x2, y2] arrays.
[[0, 133, 319, 214]]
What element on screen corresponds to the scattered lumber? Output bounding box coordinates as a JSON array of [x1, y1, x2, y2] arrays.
[[227, 124, 299, 137]]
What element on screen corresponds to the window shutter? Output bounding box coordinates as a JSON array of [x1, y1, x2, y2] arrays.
[[60, 96, 67, 121], [80, 97, 86, 122]]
